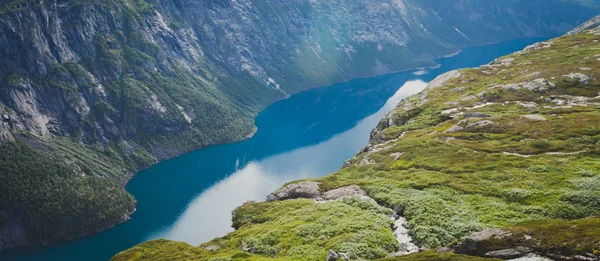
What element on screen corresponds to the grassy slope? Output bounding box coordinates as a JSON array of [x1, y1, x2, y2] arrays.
[[113, 29, 600, 260]]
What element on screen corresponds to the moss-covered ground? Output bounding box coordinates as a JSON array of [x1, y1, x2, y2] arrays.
[[112, 29, 600, 261]]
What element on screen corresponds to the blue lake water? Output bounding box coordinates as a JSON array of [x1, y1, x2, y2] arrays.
[[2, 37, 546, 261]]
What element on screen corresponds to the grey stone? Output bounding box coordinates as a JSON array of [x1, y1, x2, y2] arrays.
[[427, 70, 462, 90], [393, 205, 405, 216], [466, 120, 494, 129], [266, 182, 321, 201], [485, 247, 531, 259], [322, 185, 367, 201], [454, 229, 512, 254], [564, 73, 591, 84], [326, 250, 339, 261], [204, 245, 219, 251]]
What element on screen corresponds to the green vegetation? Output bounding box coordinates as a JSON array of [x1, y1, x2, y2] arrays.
[[0, 139, 135, 242], [377, 251, 500, 261], [464, 217, 600, 258], [113, 199, 397, 261], [113, 29, 600, 260]]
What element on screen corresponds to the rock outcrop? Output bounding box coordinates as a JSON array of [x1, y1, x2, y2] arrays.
[[266, 182, 321, 202], [266, 183, 369, 202]]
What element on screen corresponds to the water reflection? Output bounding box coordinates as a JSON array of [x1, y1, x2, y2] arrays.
[[158, 80, 428, 244]]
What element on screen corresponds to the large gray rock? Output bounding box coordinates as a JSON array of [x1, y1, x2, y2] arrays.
[[322, 185, 367, 201], [427, 70, 462, 90], [564, 73, 591, 84], [454, 229, 512, 254], [485, 247, 532, 259], [266, 182, 321, 201]]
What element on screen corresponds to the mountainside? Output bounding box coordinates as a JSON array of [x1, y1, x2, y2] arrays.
[[0, 0, 598, 251], [568, 14, 600, 35], [112, 17, 600, 261]]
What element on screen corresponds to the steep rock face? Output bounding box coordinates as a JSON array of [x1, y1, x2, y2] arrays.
[[0, 0, 598, 251]]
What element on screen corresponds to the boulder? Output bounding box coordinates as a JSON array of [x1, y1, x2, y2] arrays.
[[266, 182, 321, 201], [485, 247, 532, 259], [322, 185, 367, 201], [466, 120, 494, 129], [564, 73, 591, 84], [454, 229, 512, 254], [427, 70, 462, 90]]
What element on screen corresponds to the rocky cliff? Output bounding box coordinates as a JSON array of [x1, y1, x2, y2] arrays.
[[112, 16, 600, 261], [0, 0, 598, 251]]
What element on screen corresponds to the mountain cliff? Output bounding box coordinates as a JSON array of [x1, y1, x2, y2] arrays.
[[0, 0, 598, 251], [112, 16, 600, 261]]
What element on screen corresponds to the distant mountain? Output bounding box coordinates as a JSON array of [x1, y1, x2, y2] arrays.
[[113, 14, 600, 261], [567, 14, 600, 35], [0, 0, 597, 250]]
